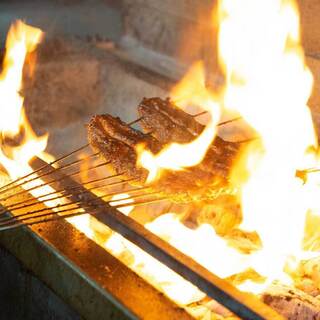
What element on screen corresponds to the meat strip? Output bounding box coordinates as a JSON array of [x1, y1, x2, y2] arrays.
[[138, 97, 240, 178], [88, 114, 232, 203]]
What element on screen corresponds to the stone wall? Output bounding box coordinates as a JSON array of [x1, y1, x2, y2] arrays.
[[120, 0, 320, 117], [121, 0, 320, 59]]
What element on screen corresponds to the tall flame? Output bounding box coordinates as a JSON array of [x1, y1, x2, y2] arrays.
[[0, 20, 97, 243], [134, 0, 320, 293], [0, 21, 48, 178], [217, 0, 318, 281], [1, 5, 320, 319], [137, 62, 221, 183]]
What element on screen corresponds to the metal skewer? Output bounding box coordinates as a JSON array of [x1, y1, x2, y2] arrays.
[[0, 152, 100, 199], [0, 160, 110, 203], [0, 193, 168, 231], [127, 114, 243, 127], [192, 110, 208, 117], [0, 189, 161, 228], [0, 172, 125, 215], [0, 182, 150, 217], [0, 143, 90, 195]]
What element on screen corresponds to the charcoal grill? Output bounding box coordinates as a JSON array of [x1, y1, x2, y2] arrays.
[[0, 148, 282, 320], [0, 0, 320, 319]]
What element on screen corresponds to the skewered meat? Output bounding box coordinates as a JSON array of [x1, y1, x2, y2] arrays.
[[138, 97, 240, 178], [138, 97, 204, 143], [88, 114, 160, 184], [88, 114, 234, 203]]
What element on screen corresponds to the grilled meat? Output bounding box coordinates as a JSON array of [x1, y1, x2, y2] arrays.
[[88, 114, 233, 202], [138, 97, 240, 178], [138, 97, 204, 143], [88, 114, 158, 184]]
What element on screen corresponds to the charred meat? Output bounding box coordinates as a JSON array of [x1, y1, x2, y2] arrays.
[[138, 97, 240, 178], [88, 114, 234, 202]]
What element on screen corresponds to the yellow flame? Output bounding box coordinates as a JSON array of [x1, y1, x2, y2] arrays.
[[125, 0, 320, 298], [0, 20, 96, 241], [136, 62, 221, 183], [216, 0, 318, 284], [110, 193, 134, 216], [0, 21, 47, 178], [0, 21, 42, 137], [1, 5, 320, 317]]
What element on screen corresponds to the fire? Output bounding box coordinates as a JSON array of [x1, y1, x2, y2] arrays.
[[0, 21, 42, 137], [136, 62, 221, 183], [0, 21, 47, 178], [134, 0, 320, 295], [1, 1, 320, 318], [217, 0, 318, 282]]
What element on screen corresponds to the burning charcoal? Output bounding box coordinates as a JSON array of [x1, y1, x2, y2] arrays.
[[138, 97, 241, 178], [88, 114, 234, 203]]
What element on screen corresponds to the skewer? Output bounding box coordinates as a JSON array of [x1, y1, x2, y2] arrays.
[[3, 174, 140, 214], [0, 194, 167, 230], [0, 143, 90, 195], [301, 168, 320, 174], [295, 167, 320, 183], [0, 186, 153, 223], [0, 160, 110, 203], [127, 114, 242, 128], [238, 136, 260, 144], [0, 210, 84, 232], [218, 116, 243, 126], [0, 152, 100, 199], [192, 110, 208, 117], [0, 173, 143, 218], [0, 173, 124, 215], [0, 196, 168, 232], [128, 117, 143, 126]]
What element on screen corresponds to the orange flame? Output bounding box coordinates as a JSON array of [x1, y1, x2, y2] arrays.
[[2, 4, 320, 317], [217, 0, 318, 285], [136, 62, 221, 183], [0, 20, 97, 241], [0, 21, 48, 179], [133, 0, 320, 296]]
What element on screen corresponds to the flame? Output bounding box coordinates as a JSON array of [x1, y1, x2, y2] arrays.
[[1, 4, 320, 318], [109, 193, 134, 216], [132, 0, 320, 298], [0, 21, 42, 137], [136, 62, 221, 183], [0, 21, 47, 179], [0, 21, 73, 229], [0, 20, 97, 242], [0, 19, 223, 317], [217, 0, 318, 283]]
